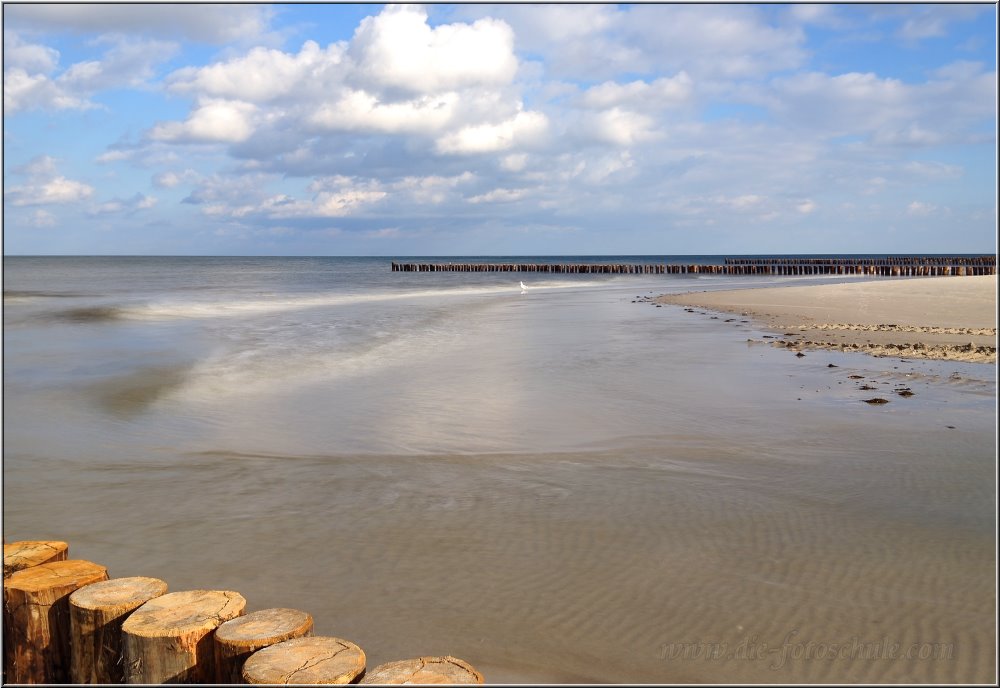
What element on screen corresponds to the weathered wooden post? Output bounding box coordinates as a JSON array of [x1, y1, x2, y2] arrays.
[[121, 589, 245, 683], [242, 636, 365, 684], [3, 540, 68, 578], [3, 560, 109, 683], [214, 608, 314, 683], [69, 576, 168, 684], [359, 656, 484, 684]]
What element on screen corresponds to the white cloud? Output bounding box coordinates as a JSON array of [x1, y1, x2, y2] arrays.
[[4, 33, 178, 115], [487, 4, 805, 80], [580, 107, 658, 147], [6, 176, 94, 206], [500, 154, 528, 172], [796, 199, 817, 214], [3, 68, 93, 114], [152, 5, 538, 160], [26, 209, 57, 228], [3, 32, 59, 73], [149, 100, 258, 144], [6, 156, 95, 207], [153, 169, 200, 188], [14, 155, 58, 177], [579, 73, 693, 110], [349, 5, 517, 95], [167, 41, 346, 102], [906, 201, 937, 216], [467, 187, 527, 204], [392, 172, 475, 204], [91, 193, 157, 215], [435, 109, 548, 154], [309, 89, 459, 135]]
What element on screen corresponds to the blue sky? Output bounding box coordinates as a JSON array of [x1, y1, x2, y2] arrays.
[[3, 3, 996, 255]]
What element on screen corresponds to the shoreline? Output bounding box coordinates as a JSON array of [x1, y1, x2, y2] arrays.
[[655, 275, 997, 364]]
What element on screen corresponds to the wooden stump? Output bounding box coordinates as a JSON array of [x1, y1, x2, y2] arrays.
[[3, 559, 109, 684], [242, 636, 365, 684], [69, 576, 168, 684], [3, 541, 68, 578], [121, 589, 246, 684], [214, 608, 314, 683], [360, 656, 484, 684]]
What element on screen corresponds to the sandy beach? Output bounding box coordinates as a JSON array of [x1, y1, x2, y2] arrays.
[[656, 275, 997, 363]]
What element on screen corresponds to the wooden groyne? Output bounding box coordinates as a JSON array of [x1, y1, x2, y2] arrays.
[[3, 540, 484, 685], [391, 256, 996, 277]]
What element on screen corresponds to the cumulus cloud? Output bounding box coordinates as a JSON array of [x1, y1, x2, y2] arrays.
[[153, 169, 201, 188], [149, 100, 258, 143], [3, 32, 178, 115], [579, 73, 693, 110], [750, 62, 995, 147], [6, 176, 94, 206], [435, 109, 548, 154], [349, 5, 517, 95], [167, 41, 346, 102], [467, 187, 528, 204], [3, 31, 60, 73], [148, 5, 547, 163], [5, 155, 95, 207], [91, 193, 158, 215], [485, 4, 805, 80]]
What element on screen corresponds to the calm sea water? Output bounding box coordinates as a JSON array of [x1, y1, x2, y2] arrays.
[[3, 256, 995, 682]]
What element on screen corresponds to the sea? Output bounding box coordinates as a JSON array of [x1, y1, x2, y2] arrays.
[[2, 256, 995, 682]]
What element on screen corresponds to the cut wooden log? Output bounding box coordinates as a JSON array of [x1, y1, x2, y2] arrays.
[[3, 540, 69, 577], [360, 656, 484, 684], [3, 559, 109, 684], [214, 607, 314, 683], [69, 576, 168, 684], [121, 589, 246, 684], [242, 636, 365, 684]]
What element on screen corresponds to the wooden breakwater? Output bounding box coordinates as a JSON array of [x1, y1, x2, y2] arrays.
[[2, 540, 484, 685], [391, 256, 996, 276]]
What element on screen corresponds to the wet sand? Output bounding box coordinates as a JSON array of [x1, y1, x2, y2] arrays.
[[656, 275, 997, 363]]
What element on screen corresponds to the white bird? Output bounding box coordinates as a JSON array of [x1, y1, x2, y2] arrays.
[[520, 281, 529, 293]]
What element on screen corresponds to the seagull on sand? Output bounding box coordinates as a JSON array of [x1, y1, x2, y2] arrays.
[[520, 281, 529, 293]]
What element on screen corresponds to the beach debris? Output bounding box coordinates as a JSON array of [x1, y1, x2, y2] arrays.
[[827, 363, 838, 367], [795, 352, 806, 358], [848, 375, 864, 379], [859, 385, 878, 391], [862, 398, 890, 404], [896, 389, 915, 397]]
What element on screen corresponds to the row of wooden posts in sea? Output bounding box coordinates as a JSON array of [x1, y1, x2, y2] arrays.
[[391, 256, 996, 277], [3, 540, 484, 685]]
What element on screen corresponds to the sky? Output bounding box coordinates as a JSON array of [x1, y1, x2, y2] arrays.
[[2, 3, 997, 256]]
